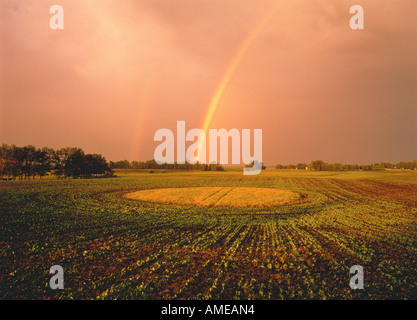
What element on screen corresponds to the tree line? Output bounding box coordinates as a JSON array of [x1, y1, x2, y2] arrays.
[[275, 160, 417, 171], [2, 143, 414, 180], [110, 159, 224, 171], [0, 144, 113, 180]]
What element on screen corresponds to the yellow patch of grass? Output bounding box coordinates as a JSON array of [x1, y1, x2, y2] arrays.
[[125, 187, 301, 207]]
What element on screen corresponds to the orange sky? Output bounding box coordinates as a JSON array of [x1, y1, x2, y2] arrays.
[[1, 0, 416, 165]]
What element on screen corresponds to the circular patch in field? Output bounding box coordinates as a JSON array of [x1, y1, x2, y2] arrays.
[[125, 187, 301, 207]]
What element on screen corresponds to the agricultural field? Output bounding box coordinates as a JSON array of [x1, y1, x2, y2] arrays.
[[1, 169, 417, 299]]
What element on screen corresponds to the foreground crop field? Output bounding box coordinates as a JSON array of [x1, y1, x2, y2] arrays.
[[1, 170, 417, 299]]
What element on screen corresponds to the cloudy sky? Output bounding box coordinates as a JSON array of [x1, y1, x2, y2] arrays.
[[1, 0, 416, 165]]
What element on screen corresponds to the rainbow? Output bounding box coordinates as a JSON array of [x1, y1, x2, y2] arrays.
[[130, 72, 159, 161], [195, 1, 281, 163]]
